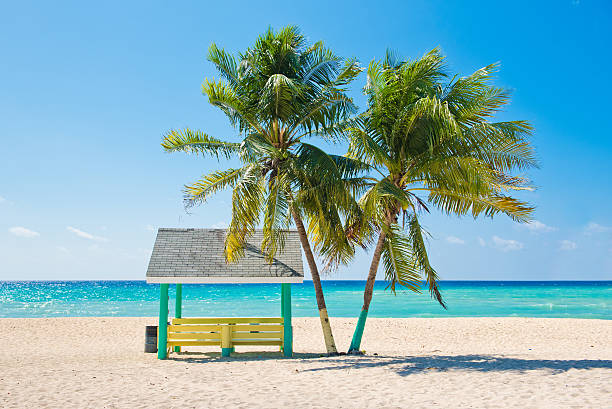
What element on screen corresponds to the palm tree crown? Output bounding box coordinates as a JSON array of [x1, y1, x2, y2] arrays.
[[350, 48, 537, 300], [162, 26, 363, 259], [161, 26, 364, 354], [344, 49, 537, 353]]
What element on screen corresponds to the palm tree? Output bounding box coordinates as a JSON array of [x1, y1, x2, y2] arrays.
[[344, 49, 537, 353], [161, 26, 364, 354]]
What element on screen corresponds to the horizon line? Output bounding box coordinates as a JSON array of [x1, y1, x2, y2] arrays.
[[1, 279, 610, 283]]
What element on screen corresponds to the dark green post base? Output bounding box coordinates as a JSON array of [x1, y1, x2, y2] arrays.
[[221, 347, 232, 357], [348, 308, 368, 354]]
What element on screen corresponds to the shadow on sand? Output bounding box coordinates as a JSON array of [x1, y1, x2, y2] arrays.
[[167, 352, 611, 375], [298, 354, 612, 375], [166, 351, 324, 363]]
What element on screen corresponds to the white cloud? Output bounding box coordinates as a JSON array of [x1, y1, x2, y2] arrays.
[[0, 196, 5, 203], [56, 246, 70, 254], [146, 225, 156, 232], [445, 236, 465, 245], [559, 240, 577, 251], [492, 235, 523, 252], [211, 221, 229, 229], [66, 226, 108, 242], [9, 226, 40, 238], [524, 220, 557, 233], [478, 237, 486, 247], [584, 222, 609, 235]]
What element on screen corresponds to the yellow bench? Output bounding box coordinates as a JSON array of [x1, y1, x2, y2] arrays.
[[165, 317, 284, 357]]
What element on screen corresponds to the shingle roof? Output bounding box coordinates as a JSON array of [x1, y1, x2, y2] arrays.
[[145, 228, 304, 283]]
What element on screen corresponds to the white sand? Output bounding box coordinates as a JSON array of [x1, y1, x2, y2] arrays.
[[0, 317, 610, 408]]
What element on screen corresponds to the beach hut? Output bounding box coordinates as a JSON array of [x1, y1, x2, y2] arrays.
[[146, 228, 304, 360]]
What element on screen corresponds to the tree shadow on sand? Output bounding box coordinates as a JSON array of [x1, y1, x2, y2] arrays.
[[166, 351, 324, 363], [299, 354, 612, 376]]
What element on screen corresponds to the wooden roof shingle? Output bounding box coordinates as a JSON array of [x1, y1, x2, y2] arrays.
[[145, 228, 304, 283]]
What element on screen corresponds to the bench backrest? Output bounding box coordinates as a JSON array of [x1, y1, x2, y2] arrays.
[[167, 317, 284, 347]]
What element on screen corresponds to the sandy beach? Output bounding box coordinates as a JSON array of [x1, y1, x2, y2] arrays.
[[0, 317, 610, 408]]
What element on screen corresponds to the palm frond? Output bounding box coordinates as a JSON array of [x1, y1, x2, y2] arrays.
[[381, 228, 422, 293], [261, 173, 291, 261], [428, 189, 534, 222], [407, 215, 445, 307], [288, 92, 357, 139], [202, 79, 267, 136], [359, 178, 413, 221], [346, 119, 391, 167], [225, 166, 266, 263], [259, 73, 303, 120], [161, 129, 239, 159], [334, 58, 362, 87], [208, 43, 240, 88], [183, 167, 245, 208]]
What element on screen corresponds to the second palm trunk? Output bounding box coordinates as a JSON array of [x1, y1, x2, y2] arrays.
[[348, 231, 387, 353]]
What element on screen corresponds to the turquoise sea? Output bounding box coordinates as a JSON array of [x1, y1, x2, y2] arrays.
[[0, 281, 610, 319]]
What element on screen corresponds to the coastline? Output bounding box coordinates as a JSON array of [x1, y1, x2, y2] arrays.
[[2, 317, 610, 408]]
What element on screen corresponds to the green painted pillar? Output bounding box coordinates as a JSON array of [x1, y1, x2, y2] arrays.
[[158, 283, 169, 360], [174, 284, 182, 353], [280, 285, 285, 318], [175, 284, 182, 318], [280, 284, 284, 353], [281, 283, 293, 357]]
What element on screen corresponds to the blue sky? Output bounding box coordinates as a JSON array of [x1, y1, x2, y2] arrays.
[[1, 0, 611, 281]]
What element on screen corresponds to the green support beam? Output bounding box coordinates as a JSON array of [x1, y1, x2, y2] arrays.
[[175, 284, 182, 318], [280, 285, 285, 318], [174, 284, 182, 353], [157, 283, 169, 360], [281, 283, 293, 357]]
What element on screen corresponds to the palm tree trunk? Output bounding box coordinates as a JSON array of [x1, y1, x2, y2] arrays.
[[291, 209, 338, 355], [348, 230, 387, 354]]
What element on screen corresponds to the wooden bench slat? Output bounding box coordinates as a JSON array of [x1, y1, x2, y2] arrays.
[[168, 324, 284, 333], [168, 333, 222, 340], [172, 317, 283, 324], [167, 341, 221, 347], [231, 332, 283, 340], [226, 325, 284, 332], [168, 325, 221, 332], [232, 340, 283, 346]]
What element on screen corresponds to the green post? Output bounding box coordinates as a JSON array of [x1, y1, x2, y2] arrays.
[[348, 308, 368, 353], [280, 285, 285, 318], [158, 283, 169, 360], [280, 284, 284, 353], [281, 283, 293, 357], [175, 284, 182, 318], [174, 284, 182, 353]]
